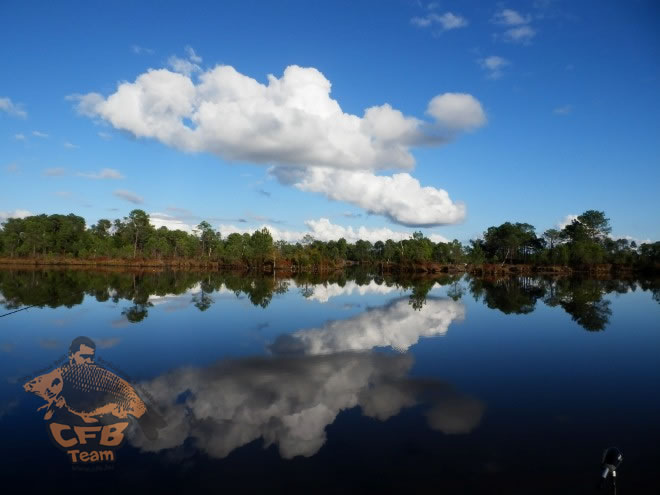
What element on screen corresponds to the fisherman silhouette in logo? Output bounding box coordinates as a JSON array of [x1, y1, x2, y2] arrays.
[[24, 336, 165, 440]]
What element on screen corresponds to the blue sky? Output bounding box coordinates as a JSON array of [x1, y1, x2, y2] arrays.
[[1, 0, 658, 244]]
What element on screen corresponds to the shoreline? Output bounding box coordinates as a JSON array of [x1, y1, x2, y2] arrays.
[[0, 257, 652, 276]]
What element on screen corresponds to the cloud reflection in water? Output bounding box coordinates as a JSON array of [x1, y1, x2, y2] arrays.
[[131, 296, 477, 460]]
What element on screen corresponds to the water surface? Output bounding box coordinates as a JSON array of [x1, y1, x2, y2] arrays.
[[0, 268, 658, 493]]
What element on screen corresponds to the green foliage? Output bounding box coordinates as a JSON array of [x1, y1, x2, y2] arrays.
[[0, 208, 656, 271]]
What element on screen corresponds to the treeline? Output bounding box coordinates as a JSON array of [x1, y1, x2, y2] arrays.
[[0, 209, 658, 271]]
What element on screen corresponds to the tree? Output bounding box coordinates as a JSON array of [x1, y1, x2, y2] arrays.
[[124, 210, 152, 258], [577, 210, 611, 241]]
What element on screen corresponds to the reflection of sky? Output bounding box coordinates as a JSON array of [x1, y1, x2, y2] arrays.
[[296, 280, 402, 303], [0, 275, 659, 490], [271, 297, 464, 354]]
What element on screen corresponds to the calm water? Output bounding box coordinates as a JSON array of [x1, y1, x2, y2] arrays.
[[0, 268, 658, 494]]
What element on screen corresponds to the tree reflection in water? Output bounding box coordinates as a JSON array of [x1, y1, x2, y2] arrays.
[[0, 267, 656, 331]]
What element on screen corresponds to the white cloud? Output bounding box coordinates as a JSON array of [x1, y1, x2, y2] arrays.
[[270, 297, 464, 354], [277, 168, 466, 227], [131, 351, 484, 459], [613, 235, 653, 245], [492, 9, 531, 26], [70, 63, 484, 226], [98, 131, 112, 140], [5, 163, 19, 173], [13, 133, 26, 141], [218, 217, 450, 244], [43, 167, 67, 176], [167, 56, 201, 77], [503, 25, 536, 43], [77, 168, 125, 179], [426, 93, 487, 132], [150, 212, 195, 232], [411, 12, 468, 30], [557, 214, 578, 229], [113, 189, 144, 204], [0, 97, 27, 118], [32, 130, 49, 138], [0, 209, 32, 222], [63, 141, 79, 149], [304, 218, 450, 243], [491, 8, 536, 44], [185, 45, 202, 64], [478, 56, 510, 80], [553, 104, 573, 115]]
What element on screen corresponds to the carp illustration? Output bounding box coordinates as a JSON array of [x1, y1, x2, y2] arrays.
[[24, 336, 165, 440]]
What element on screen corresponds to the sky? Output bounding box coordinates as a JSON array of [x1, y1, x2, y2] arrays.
[[1, 0, 659, 244]]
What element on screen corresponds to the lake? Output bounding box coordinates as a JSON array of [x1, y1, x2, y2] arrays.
[[0, 268, 658, 493]]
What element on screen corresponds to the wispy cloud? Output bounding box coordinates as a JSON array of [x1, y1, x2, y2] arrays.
[[131, 44, 154, 55], [63, 141, 79, 149], [411, 12, 468, 30], [256, 189, 271, 197], [113, 189, 144, 204], [491, 8, 536, 44], [5, 163, 19, 174], [77, 168, 125, 179], [503, 25, 536, 43], [98, 131, 112, 140], [54, 191, 72, 198], [13, 133, 26, 141], [342, 212, 362, 219], [32, 130, 49, 138], [557, 214, 578, 229], [0, 97, 27, 118], [553, 104, 573, 115], [150, 212, 194, 232], [478, 55, 510, 79], [0, 209, 33, 222], [43, 167, 67, 176], [168, 45, 203, 77], [492, 8, 531, 26]]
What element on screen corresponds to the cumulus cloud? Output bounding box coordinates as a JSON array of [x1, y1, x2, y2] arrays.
[[478, 56, 510, 80], [32, 130, 49, 138], [426, 93, 487, 132], [131, 351, 484, 459], [218, 217, 450, 244], [113, 189, 144, 204], [70, 62, 485, 226], [0, 97, 27, 118], [0, 209, 32, 223], [411, 12, 468, 30], [270, 297, 464, 355], [77, 168, 125, 179], [279, 168, 465, 227]]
